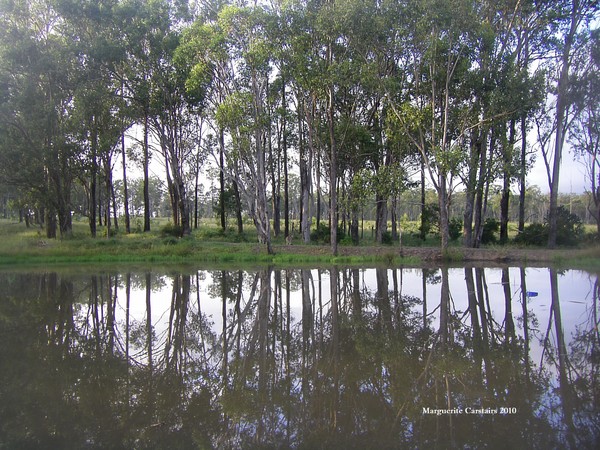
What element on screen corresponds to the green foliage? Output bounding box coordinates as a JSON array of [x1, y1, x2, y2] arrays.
[[481, 218, 499, 245], [449, 217, 463, 241], [552, 206, 584, 246], [514, 223, 547, 246], [160, 222, 183, 238], [310, 224, 345, 244], [419, 204, 439, 237], [516, 207, 584, 247], [213, 186, 238, 225], [381, 231, 394, 245]]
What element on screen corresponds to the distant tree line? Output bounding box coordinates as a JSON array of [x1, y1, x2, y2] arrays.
[[0, 0, 597, 252]]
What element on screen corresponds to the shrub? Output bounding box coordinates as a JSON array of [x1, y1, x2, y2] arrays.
[[418, 203, 439, 238], [481, 218, 499, 245], [553, 206, 584, 246], [160, 222, 182, 238], [514, 223, 547, 246], [310, 224, 345, 244], [515, 207, 585, 247], [381, 231, 393, 245], [449, 217, 463, 241]]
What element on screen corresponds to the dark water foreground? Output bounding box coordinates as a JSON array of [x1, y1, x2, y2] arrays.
[[0, 266, 598, 449]]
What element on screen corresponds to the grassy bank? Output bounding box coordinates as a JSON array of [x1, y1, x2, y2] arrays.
[[0, 219, 598, 270]]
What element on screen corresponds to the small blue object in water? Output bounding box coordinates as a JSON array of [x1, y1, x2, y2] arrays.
[[526, 291, 538, 297]]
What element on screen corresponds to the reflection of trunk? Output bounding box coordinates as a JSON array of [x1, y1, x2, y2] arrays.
[[465, 267, 482, 361], [502, 268, 515, 344], [125, 272, 131, 398], [47, 273, 75, 351], [145, 273, 153, 368], [301, 269, 313, 349], [301, 269, 313, 398], [520, 268, 531, 385], [475, 268, 494, 385], [351, 269, 361, 317], [106, 275, 116, 353], [222, 271, 228, 387], [376, 268, 392, 331], [329, 268, 340, 428], [91, 275, 100, 353], [422, 269, 427, 329], [392, 269, 400, 322], [549, 268, 576, 445], [165, 274, 190, 374], [256, 269, 272, 442], [439, 267, 450, 346], [145, 272, 154, 419]]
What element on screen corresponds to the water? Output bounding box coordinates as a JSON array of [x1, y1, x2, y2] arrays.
[[0, 265, 598, 449]]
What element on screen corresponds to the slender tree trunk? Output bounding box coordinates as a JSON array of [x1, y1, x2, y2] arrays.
[[111, 176, 119, 232], [105, 160, 112, 238], [518, 114, 527, 232], [252, 73, 273, 254], [233, 179, 243, 234], [45, 204, 57, 239], [548, 1, 579, 248], [283, 79, 290, 239], [375, 193, 387, 244], [299, 99, 311, 243], [143, 112, 151, 232], [463, 134, 479, 246], [420, 158, 426, 240], [271, 157, 281, 237], [269, 85, 280, 237], [219, 127, 226, 231], [500, 121, 516, 244], [473, 130, 493, 247], [391, 196, 398, 241], [438, 173, 450, 251], [194, 155, 199, 229], [121, 128, 130, 234], [90, 122, 98, 237], [327, 56, 338, 255]]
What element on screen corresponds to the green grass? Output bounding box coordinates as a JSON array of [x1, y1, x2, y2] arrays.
[[0, 219, 416, 268], [1, 217, 598, 270]]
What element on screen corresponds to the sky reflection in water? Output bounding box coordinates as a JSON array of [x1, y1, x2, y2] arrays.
[[0, 266, 598, 449]]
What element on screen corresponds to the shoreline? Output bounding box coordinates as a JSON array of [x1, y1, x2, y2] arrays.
[[1, 240, 599, 271]]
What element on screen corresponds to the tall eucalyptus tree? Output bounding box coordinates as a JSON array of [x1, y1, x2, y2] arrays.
[[0, 0, 82, 238], [546, 0, 597, 248], [212, 5, 276, 253], [388, 0, 479, 251]]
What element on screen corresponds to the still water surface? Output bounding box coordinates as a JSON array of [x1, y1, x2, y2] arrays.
[[0, 265, 598, 449]]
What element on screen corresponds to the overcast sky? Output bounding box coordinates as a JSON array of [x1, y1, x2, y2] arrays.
[[527, 147, 589, 194]]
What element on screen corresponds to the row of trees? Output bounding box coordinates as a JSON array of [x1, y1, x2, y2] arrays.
[[0, 0, 598, 253]]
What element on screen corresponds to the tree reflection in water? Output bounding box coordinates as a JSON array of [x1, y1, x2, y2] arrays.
[[0, 267, 598, 448]]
